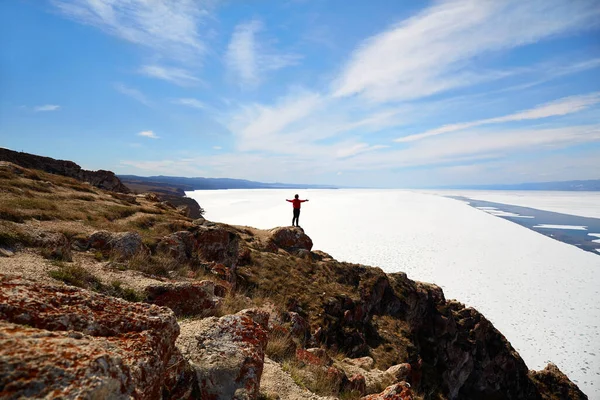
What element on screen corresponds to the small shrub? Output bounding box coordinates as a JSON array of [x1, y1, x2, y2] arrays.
[[106, 280, 143, 302], [48, 263, 103, 291]]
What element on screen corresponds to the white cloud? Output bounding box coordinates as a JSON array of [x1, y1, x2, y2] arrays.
[[114, 83, 151, 106], [213, 146, 222, 150], [139, 65, 201, 86], [333, 0, 600, 102], [226, 19, 301, 87], [172, 98, 206, 109], [228, 90, 323, 150], [51, 0, 212, 62], [138, 130, 159, 139], [396, 92, 600, 142], [34, 105, 61, 112]]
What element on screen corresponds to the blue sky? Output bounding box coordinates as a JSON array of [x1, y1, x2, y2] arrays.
[[1, 0, 599, 187]]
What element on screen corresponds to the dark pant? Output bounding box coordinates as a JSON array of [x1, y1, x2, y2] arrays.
[[292, 208, 300, 226]]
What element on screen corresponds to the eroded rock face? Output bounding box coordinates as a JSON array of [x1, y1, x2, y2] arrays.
[[0, 148, 129, 193], [176, 309, 269, 400], [0, 275, 187, 399], [268, 227, 313, 253], [195, 225, 241, 267], [157, 231, 196, 262], [530, 363, 588, 400], [144, 280, 226, 317], [88, 230, 147, 260]]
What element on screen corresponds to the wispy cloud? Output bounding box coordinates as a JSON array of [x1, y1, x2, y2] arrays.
[[332, 0, 600, 102], [226, 19, 302, 87], [51, 0, 212, 62], [114, 83, 151, 106], [139, 65, 201, 86], [172, 98, 206, 109], [138, 130, 159, 139], [396, 92, 600, 142], [34, 104, 61, 112]]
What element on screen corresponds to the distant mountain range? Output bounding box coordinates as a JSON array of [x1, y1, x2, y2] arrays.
[[118, 174, 337, 195], [439, 179, 600, 191]]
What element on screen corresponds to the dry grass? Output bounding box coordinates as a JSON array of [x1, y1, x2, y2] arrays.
[[48, 262, 143, 302], [282, 360, 341, 396], [265, 329, 296, 362]]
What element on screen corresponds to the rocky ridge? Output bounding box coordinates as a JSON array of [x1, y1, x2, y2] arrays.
[[0, 160, 589, 399]]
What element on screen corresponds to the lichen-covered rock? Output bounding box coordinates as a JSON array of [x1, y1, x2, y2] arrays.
[[29, 230, 72, 261], [268, 227, 313, 253], [88, 230, 147, 260], [346, 373, 367, 396], [385, 363, 411, 382], [144, 280, 226, 317], [157, 231, 196, 261], [195, 225, 240, 267], [0, 275, 184, 399], [176, 309, 269, 400], [361, 382, 414, 400], [338, 357, 397, 395]]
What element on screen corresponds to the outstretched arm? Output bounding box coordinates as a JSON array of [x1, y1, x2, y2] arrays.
[[286, 199, 292, 202], [300, 199, 309, 202]]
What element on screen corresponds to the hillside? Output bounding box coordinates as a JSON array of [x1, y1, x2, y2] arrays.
[[118, 174, 338, 193], [0, 160, 588, 399]]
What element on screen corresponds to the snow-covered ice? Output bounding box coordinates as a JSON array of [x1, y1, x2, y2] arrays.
[[484, 210, 535, 218], [533, 224, 588, 230], [426, 190, 600, 219], [187, 189, 600, 397]]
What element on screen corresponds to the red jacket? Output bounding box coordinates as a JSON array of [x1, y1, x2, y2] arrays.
[[287, 199, 306, 209]]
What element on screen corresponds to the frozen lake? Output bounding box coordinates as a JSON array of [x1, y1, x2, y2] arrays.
[[187, 189, 600, 397]]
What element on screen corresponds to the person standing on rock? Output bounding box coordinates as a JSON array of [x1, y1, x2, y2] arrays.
[[286, 194, 309, 227]]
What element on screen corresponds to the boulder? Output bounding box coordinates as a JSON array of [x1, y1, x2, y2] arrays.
[[177, 309, 269, 400], [195, 225, 240, 267], [144, 280, 226, 317], [88, 230, 147, 260], [385, 363, 411, 382], [157, 231, 196, 261], [0, 274, 187, 399], [28, 230, 72, 261], [361, 382, 414, 400], [268, 227, 313, 253]]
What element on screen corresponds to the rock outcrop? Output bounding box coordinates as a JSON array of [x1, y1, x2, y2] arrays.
[[88, 230, 147, 260], [176, 309, 269, 400], [268, 226, 313, 253], [0, 148, 129, 193], [144, 280, 226, 317], [0, 275, 187, 399]]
